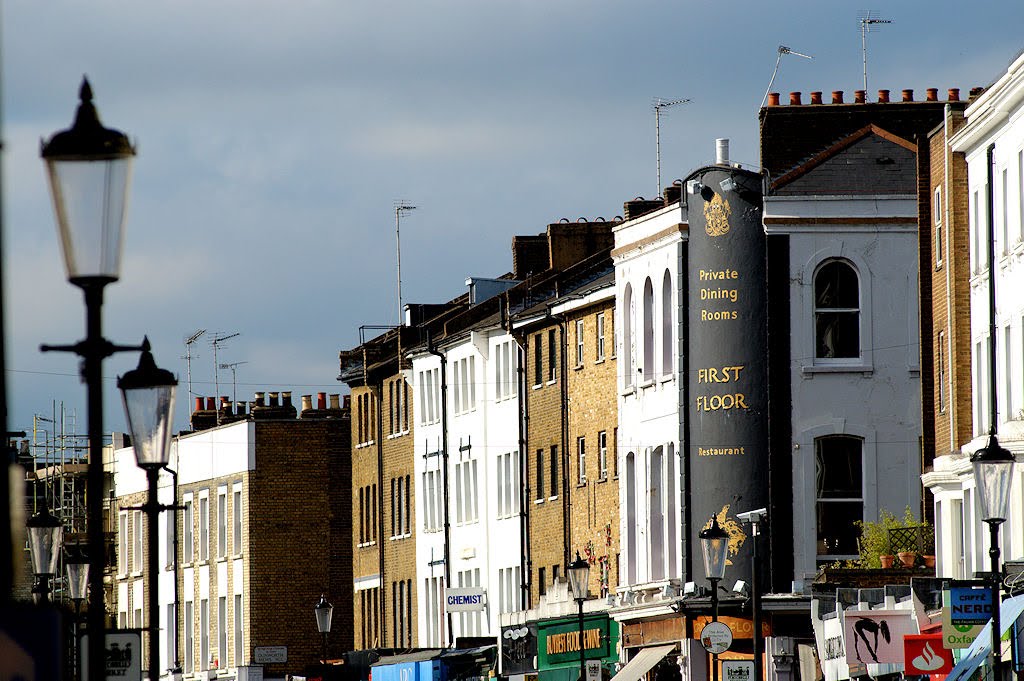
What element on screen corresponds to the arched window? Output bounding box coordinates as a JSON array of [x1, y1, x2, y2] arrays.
[[661, 270, 673, 377], [649, 446, 664, 581], [625, 451, 637, 584], [623, 284, 634, 387], [643, 278, 654, 382], [815, 435, 863, 560], [814, 260, 860, 359]]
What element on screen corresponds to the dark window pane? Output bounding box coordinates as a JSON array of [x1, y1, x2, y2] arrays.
[[815, 437, 863, 498], [816, 501, 862, 555], [815, 261, 859, 308], [816, 312, 860, 358]]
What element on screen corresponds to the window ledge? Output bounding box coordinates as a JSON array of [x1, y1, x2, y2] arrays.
[[620, 385, 636, 396], [548, 495, 558, 501], [546, 379, 557, 386], [595, 358, 606, 365], [659, 374, 674, 384], [574, 364, 584, 372], [534, 498, 545, 505], [801, 364, 873, 376], [597, 476, 609, 484], [532, 383, 543, 391], [639, 379, 656, 390], [576, 481, 588, 488]]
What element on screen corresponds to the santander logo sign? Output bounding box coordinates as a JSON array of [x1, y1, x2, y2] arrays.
[[904, 634, 953, 675]]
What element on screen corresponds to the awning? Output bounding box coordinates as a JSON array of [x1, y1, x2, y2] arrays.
[[946, 595, 1024, 681], [609, 644, 675, 681]]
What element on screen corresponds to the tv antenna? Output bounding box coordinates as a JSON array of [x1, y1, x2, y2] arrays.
[[761, 45, 813, 109], [395, 201, 417, 326], [218, 361, 249, 404], [183, 329, 207, 410], [653, 98, 690, 198], [211, 332, 240, 422], [859, 11, 892, 92]]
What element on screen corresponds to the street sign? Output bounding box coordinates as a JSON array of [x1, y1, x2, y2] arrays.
[[700, 622, 733, 654], [586, 659, 602, 681], [81, 631, 143, 681], [254, 646, 289, 664], [950, 587, 993, 625]]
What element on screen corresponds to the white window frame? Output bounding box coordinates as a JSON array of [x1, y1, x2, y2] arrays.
[[217, 488, 227, 559], [232, 484, 243, 555], [183, 497, 194, 564], [199, 492, 210, 562], [576, 319, 585, 366], [598, 431, 608, 479], [934, 186, 943, 268], [577, 436, 587, 485], [132, 510, 143, 574], [596, 312, 606, 361]]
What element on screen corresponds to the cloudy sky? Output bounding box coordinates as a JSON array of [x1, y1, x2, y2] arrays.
[[4, 1, 1023, 436]]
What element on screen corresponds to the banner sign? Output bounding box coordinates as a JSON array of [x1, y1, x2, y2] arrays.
[[842, 610, 917, 665], [949, 587, 993, 625], [904, 634, 953, 675]]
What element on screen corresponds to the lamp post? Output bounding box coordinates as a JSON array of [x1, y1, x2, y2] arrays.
[[26, 503, 63, 603], [66, 545, 90, 681], [314, 594, 334, 673], [700, 516, 729, 681], [567, 552, 591, 681], [738, 509, 767, 681], [40, 77, 139, 681], [119, 341, 178, 681], [972, 437, 1014, 677], [971, 143, 1017, 680]]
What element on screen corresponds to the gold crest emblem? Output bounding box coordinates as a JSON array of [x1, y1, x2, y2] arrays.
[[704, 193, 732, 237], [703, 505, 746, 565]]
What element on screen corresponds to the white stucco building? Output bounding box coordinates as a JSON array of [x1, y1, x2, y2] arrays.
[[926, 51, 1024, 579]]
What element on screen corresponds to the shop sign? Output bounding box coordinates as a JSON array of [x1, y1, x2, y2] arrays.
[[537, 615, 617, 668], [501, 624, 537, 675], [949, 587, 992, 625], [700, 622, 733, 654], [693, 616, 770, 640], [722, 660, 753, 681], [445, 587, 487, 612], [842, 610, 917, 666], [903, 634, 953, 675]]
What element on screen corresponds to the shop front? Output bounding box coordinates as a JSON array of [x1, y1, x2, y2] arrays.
[[537, 613, 621, 681]]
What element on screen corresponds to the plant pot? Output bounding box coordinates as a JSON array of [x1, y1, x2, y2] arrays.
[[880, 554, 895, 568], [922, 554, 936, 568], [897, 551, 917, 567]]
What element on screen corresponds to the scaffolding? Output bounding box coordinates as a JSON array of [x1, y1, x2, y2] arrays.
[[22, 402, 94, 603]]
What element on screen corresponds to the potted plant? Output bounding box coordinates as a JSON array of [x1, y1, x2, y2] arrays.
[[856, 509, 899, 568], [921, 524, 936, 568]]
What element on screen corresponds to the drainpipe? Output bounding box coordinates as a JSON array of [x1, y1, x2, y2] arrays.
[[373, 379, 386, 644], [163, 463, 182, 673], [426, 331, 453, 646], [548, 309, 571, 567], [506, 297, 533, 611]]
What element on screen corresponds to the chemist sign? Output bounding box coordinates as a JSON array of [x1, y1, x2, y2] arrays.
[[445, 587, 487, 612], [950, 586, 993, 625]]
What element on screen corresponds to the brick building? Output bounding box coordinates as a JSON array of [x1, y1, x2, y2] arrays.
[[113, 391, 351, 680]]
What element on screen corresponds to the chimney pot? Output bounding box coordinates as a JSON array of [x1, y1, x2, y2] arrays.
[[301, 395, 313, 412], [969, 86, 985, 100], [902, 89, 913, 102], [926, 88, 938, 102], [220, 396, 230, 407], [236, 402, 246, 416], [194, 397, 203, 413], [768, 92, 780, 106], [810, 91, 822, 105], [317, 392, 327, 410], [789, 91, 802, 105], [329, 394, 341, 410], [343, 395, 352, 410], [282, 391, 292, 408], [948, 88, 960, 102], [206, 397, 216, 410], [832, 91, 844, 104], [877, 89, 890, 103], [254, 392, 265, 407], [854, 90, 866, 103], [269, 391, 279, 407]]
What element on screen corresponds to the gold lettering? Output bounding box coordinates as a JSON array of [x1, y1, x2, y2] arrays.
[[700, 309, 738, 321], [696, 393, 749, 412], [699, 269, 740, 281], [697, 366, 744, 384]]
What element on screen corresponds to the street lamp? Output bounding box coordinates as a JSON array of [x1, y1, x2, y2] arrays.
[[315, 594, 334, 671], [40, 76, 138, 681], [700, 516, 729, 681], [119, 340, 177, 681], [567, 552, 590, 681], [737, 509, 767, 681], [27, 504, 63, 603], [66, 545, 90, 681], [972, 435, 1015, 675]]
